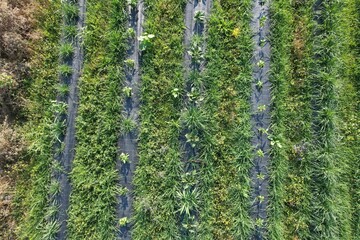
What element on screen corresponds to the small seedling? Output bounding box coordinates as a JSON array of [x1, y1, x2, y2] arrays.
[[60, 43, 74, 58], [118, 187, 129, 196], [260, 16, 267, 27], [185, 133, 200, 148], [257, 105, 266, 112], [123, 118, 136, 133], [260, 38, 266, 47], [255, 218, 264, 227], [257, 60, 265, 68], [257, 173, 265, 180], [124, 59, 135, 69], [188, 44, 203, 64], [138, 33, 155, 51], [256, 80, 263, 89], [123, 86, 132, 98], [256, 149, 265, 158], [59, 64, 72, 77], [119, 217, 129, 227], [119, 153, 130, 164], [172, 88, 180, 98], [258, 127, 268, 134], [126, 28, 136, 39], [257, 195, 265, 203], [194, 11, 206, 23]]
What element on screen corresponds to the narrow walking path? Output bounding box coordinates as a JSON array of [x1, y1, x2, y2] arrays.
[[117, 1, 144, 239], [250, 0, 271, 238]]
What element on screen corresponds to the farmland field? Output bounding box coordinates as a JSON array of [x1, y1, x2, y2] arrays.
[[0, 0, 359, 239]]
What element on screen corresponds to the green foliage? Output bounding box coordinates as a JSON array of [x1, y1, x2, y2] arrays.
[[15, 0, 62, 238], [198, 0, 253, 238], [132, 1, 186, 239], [58, 64, 72, 77], [59, 43, 74, 59], [67, 0, 127, 239]]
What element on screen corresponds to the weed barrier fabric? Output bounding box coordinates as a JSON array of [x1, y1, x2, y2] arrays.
[[117, 1, 144, 239], [250, 0, 271, 238], [57, 0, 85, 238], [181, 0, 212, 236]]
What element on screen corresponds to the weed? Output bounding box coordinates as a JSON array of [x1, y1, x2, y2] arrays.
[[58, 64, 72, 77], [60, 43, 74, 59]]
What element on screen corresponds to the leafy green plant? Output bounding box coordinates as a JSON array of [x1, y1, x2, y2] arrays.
[[260, 16, 267, 28], [60, 43, 74, 58], [176, 187, 200, 216], [257, 60, 265, 68], [124, 59, 135, 68], [138, 33, 155, 51], [127, 0, 137, 8], [256, 149, 265, 158], [119, 153, 130, 164], [122, 117, 136, 133], [257, 105, 266, 112], [62, 2, 78, 22], [171, 88, 180, 98], [119, 217, 129, 227], [185, 133, 200, 148], [194, 11, 205, 23], [122, 86, 132, 98], [58, 64, 72, 77], [126, 28, 136, 39]]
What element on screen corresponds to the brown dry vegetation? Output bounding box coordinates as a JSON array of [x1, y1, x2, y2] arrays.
[[0, 0, 37, 238]]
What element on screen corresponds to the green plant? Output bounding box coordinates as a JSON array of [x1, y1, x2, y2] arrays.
[[127, 0, 137, 8], [257, 60, 265, 68], [171, 88, 180, 98], [63, 25, 77, 39], [55, 84, 69, 95], [58, 64, 72, 77], [256, 80, 263, 89], [138, 33, 155, 51], [119, 217, 129, 227], [185, 133, 199, 148], [122, 117, 136, 133], [122, 86, 132, 98], [126, 28, 136, 39], [260, 16, 267, 28], [256, 149, 265, 158], [194, 11, 205, 23], [119, 153, 130, 164], [257, 105, 266, 112], [62, 2, 78, 22], [176, 187, 200, 216], [124, 59, 135, 68], [60, 43, 74, 58]]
